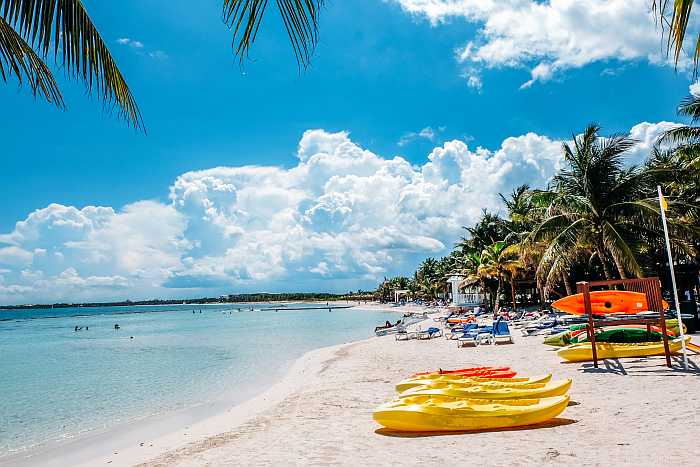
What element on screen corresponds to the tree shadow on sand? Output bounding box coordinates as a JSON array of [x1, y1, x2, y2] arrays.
[[571, 355, 700, 376], [374, 418, 577, 438]]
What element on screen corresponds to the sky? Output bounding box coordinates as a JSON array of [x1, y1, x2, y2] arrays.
[[0, 0, 697, 304]]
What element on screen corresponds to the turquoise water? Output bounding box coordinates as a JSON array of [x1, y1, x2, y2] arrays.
[[0, 304, 394, 457]]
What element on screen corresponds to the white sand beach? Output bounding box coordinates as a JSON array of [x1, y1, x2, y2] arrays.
[[18, 309, 698, 467]]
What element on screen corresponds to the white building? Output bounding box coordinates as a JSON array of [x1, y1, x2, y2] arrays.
[[447, 275, 487, 306]]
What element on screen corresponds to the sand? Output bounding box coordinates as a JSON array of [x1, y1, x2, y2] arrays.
[[11, 309, 700, 467]]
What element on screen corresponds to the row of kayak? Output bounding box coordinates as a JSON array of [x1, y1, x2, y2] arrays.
[[541, 320, 689, 362], [557, 337, 689, 362], [544, 319, 683, 347], [373, 367, 572, 432]]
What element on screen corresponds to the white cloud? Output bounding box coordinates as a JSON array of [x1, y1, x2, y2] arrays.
[[116, 37, 143, 48], [116, 38, 166, 59], [398, 126, 442, 146], [394, 0, 695, 88], [626, 121, 682, 164], [0, 124, 676, 304], [466, 74, 483, 91], [690, 81, 700, 97], [0, 202, 187, 303]]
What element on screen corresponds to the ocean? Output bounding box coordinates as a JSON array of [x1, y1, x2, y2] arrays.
[[0, 303, 396, 458]]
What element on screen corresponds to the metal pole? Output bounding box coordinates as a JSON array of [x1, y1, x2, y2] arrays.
[[658, 185, 688, 369]]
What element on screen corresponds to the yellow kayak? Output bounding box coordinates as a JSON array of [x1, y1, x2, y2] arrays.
[[373, 395, 570, 432], [399, 379, 572, 400], [395, 374, 552, 394], [558, 337, 689, 362]]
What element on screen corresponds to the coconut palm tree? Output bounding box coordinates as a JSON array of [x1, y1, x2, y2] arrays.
[[658, 94, 700, 174], [531, 124, 663, 283], [477, 241, 522, 318]]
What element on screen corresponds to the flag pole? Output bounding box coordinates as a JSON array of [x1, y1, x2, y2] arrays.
[[657, 185, 688, 369]]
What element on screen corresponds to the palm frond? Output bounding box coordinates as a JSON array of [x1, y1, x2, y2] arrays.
[[0, 14, 62, 105], [1, 0, 143, 130], [678, 93, 700, 121], [653, 0, 697, 71], [223, 0, 324, 68], [602, 221, 643, 278], [657, 125, 700, 145]]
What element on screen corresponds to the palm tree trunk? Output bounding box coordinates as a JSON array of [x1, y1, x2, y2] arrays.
[[493, 275, 502, 319], [610, 250, 628, 279], [596, 243, 613, 281], [537, 278, 546, 304], [561, 273, 573, 296], [510, 278, 517, 312]]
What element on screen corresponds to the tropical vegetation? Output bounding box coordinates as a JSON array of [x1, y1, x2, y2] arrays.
[[376, 98, 700, 311]]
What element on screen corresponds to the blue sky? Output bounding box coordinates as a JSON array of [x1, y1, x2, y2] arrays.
[[0, 0, 696, 303]]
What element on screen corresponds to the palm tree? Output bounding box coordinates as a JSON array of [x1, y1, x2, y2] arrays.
[[477, 241, 522, 318], [531, 124, 691, 290], [658, 94, 700, 173]]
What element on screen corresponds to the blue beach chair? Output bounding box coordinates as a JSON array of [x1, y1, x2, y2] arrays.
[[493, 318, 514, 344]]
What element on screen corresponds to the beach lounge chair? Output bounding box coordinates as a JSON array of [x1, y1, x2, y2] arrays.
[[446, 323, 478, 340], [395, 325, 419, 341], [493, 318, 514, 344], [457, 325, 493, 347], [418, 327, 443, 340]]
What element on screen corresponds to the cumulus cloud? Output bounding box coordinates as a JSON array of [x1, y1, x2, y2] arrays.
[[0, 202, 187, 303], [394, 0, 694, 88], [0, 124, 675, 304]]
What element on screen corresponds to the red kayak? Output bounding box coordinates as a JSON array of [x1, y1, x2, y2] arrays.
[[412, 366, 516, 378]]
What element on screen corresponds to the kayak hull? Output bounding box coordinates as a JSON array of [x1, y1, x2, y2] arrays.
[[558, 337, 688, 362], [553, 291, 649, 315], [412, 366, 512, 377], [399, 379, 572, 400], [395, 374, 551, 393], [373, 395, 570, 432]]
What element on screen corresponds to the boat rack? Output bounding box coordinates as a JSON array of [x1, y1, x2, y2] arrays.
[[577, 277, 672, 368]]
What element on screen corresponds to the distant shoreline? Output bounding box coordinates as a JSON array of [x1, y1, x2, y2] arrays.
[[0, 294, 375, 311]]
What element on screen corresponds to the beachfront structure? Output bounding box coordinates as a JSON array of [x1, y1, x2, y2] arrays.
[[447, 275, 486, 306], [393, 289, 410, 303]]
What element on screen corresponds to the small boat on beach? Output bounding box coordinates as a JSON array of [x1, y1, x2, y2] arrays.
[[552, 291, 670, 316], [373, 395, 570, 432], [395, 374, 550, 393], [557, 337, 689, 362], [374, 314, 425, 336], [398, 379, 572, 400]]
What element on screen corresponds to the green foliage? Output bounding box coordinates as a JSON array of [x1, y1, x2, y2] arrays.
[[376, 108, 700, 304]]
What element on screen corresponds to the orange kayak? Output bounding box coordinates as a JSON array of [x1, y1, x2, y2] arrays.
[[553, 291, 669, 315], [447, 316, 476, 324], [412, 367, 515, 378]]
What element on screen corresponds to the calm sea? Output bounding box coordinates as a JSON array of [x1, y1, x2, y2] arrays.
[[0, 303, 395, 457]]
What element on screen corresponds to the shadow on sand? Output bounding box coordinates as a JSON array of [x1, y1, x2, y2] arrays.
[[374, 418, 577, 438], [571, 355, 700, 376]]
